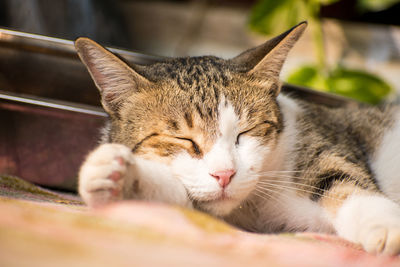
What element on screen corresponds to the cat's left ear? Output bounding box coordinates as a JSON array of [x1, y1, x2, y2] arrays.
[[75, 38, 150, 115], [230, 22, 307, 96]]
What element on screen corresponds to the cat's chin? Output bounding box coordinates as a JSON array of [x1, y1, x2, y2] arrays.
[[196, 197, 240, 217]]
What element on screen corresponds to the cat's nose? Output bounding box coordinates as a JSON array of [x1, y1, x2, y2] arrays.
[[210, 170, 236, 188]]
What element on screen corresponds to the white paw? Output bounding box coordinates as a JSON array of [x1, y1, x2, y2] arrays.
[[362, 224, 400, 255], [79, 143, 134, 207], [335, 194, 400, 255]]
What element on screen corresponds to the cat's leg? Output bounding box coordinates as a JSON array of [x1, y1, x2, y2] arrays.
[[321, 184, 400, 255], [79, 143, 191, 208]]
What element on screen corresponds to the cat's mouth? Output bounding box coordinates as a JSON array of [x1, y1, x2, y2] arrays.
[[192, 190, 241, 216], [197, 191, 235, 204], [219, 191, 232, 201]]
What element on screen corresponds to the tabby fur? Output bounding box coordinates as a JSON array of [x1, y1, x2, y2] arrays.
[[76, 22, 400, 255]]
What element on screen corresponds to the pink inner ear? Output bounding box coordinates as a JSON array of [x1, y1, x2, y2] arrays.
[[86, 60, 107, 90], [85, 59, 120, 104], [104, 92, 117, 103]]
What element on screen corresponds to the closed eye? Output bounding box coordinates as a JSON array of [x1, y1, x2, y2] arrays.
[[176, 137, 202, 155], [236, 128, 253, 145], [236, 120, 278, 145], [132, 133, 159, 152]]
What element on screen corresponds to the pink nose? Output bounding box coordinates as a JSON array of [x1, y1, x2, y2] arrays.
[[210, 170, 236, 188]]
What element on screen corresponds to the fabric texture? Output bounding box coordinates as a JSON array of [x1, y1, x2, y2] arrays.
[[0, 174, 399, 267]]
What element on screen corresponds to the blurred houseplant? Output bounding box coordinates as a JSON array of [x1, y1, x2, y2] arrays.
[[249, 0, 399, 104]]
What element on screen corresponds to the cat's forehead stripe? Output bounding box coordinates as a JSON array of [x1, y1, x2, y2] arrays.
[[217, 98, 239, 140], [167, 120, 179, 131], [184, 112, 193, 128], [151, 57, 231, 93]]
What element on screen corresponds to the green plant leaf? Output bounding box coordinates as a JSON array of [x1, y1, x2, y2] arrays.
[[327, 67, 392, 104], [286, 65, 330, 91], [286, 65, 392, 104], [358, 0, 400, 12], [249, 0, 308, 36]]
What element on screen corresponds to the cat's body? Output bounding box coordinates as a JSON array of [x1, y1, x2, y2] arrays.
[[76, 22, 400, 255], [225, 97, 398, 233]]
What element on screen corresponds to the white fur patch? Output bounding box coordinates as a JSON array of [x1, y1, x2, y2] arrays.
[[335, 194, 400, 254], [205, 99, 238, 173], [262, 94, 301, 172], [172, 97, 266, 216], [171, 94, 320, 223], [371, 111, 400, 203], [79, 143, 191, 208], [256, 190, 333, 233], [251, 95, 333, 233], [132, 157, 192, 206]]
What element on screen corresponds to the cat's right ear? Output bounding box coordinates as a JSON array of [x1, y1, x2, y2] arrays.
[[75, 38, 150, 115], [230, 22, 307, 96]]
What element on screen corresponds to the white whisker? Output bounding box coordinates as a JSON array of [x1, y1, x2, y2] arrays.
[[258, 179, 332, 194], [257, 182, 339, 201], [254, 188, 281, 203]]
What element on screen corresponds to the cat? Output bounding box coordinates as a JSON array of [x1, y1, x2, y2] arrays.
[[76, 22, 400, 255]]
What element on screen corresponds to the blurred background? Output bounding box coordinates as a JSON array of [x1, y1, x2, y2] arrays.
[[1, 0, 399, 103]]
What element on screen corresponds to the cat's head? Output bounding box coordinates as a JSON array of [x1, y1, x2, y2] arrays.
[[75, 22, 306, 216]]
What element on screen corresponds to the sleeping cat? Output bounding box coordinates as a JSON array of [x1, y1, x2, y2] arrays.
[[76, 22, 400, 255]]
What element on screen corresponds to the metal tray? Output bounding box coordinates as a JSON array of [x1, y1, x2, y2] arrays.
[[0, 28, 352, 191]]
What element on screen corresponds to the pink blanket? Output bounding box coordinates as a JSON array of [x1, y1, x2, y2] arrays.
[[0, 175, 399, 267]]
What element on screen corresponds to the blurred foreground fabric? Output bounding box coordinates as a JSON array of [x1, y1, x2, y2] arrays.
[[0, 175, 399, 267]]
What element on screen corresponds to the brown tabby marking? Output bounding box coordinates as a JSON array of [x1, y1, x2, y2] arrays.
[[292, 103, 396, 202]]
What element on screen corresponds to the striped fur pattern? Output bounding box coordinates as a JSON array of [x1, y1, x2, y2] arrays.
[[76, 22, 400, 255]]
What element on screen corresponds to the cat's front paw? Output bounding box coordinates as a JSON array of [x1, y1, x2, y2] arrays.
[[79, 143, 134, 207], [335, 195, 400, 256], [363, 225, 400, 255]]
